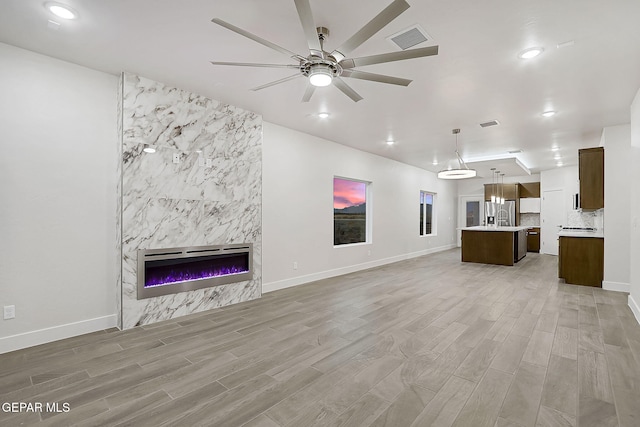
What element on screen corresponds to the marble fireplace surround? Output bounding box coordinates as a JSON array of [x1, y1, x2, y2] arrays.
[[117, 73, 263, 329]]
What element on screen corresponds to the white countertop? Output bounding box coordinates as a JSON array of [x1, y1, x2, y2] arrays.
[[460, 226, 531, 232], [558, 230, 604, 238]]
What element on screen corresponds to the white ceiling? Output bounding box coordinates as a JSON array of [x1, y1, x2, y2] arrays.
[[1, 0, 639, 176]]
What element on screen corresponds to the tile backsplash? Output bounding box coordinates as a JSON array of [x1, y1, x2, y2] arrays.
[[520, 213, 541, 227], [567, 209, 604, 230]]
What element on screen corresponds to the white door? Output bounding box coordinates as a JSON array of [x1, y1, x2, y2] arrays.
[[457, 196, 484, 247], [541, 189, 565, 255]]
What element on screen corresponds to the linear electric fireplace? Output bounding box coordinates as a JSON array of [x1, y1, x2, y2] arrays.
[[137, 244, 253, 300]]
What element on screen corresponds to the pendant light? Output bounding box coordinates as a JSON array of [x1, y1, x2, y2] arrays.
[[437, 129, 477, 179], [490, 168, 496, 203], [500, 173, 505, 204]]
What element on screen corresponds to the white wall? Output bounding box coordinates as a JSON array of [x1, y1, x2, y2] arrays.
[[262, 122, 458, 292], [630, 88, 640, 323], [601, 125, 631, 292], [0, 43, 119, 353]]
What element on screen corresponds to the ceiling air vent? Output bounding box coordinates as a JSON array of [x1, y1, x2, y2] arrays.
[[387, 25, 430, 50], [480, 120, 500, 128]]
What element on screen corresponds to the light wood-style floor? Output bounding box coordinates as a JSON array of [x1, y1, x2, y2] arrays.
[[2, 249, 640, 426]]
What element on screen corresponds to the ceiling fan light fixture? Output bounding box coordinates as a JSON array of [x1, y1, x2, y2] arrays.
[[308, 64, 333, 87]]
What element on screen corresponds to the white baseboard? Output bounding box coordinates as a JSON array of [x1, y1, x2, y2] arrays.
[[629, 294, 640, 326], [602, 281, 631, 293], [263, 244, 456, 294], [0, 314, 118, 355]]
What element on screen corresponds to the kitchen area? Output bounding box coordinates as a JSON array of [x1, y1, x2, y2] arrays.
[[458, 146, 605, 286], [460, 178, 540, 267]]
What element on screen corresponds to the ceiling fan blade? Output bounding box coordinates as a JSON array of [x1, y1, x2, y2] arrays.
[[301, 85, 316, 102], [210, 61, 300, 69], [293, 0, 323, 57], [331, 0, 410, 62], [333, 77, 363, 102], [251, 74, 302, 91], [340, 45, 439, 69], [341, 69, 411, 86], [212, 18, 305, 61]]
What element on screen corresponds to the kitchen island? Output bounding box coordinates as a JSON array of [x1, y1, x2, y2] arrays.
[[460, 226, 530, 266]]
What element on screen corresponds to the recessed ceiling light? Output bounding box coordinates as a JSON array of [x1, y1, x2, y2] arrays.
[[554, 154, 562, 160], [317, 112, 330, 119], [551, 146, 559, 151], [557, 161, 564, 167], [542, 110, 556, 117], [45, 2, 78, 20], [518, 47, 544, 59], [432, 161, 438, 166], [386, 140, 395, 146], [143, 145, 156, 154]]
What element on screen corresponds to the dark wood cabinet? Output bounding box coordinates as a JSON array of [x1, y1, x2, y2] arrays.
[[519, 182, 540, 198], [558, 236, 604, 287], [579, 147, 604, 210], [527, 227, 540, 252], [484, 183, 519, 201]]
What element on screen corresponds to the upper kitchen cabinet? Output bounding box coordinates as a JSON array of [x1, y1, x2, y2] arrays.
[[520, 197, 541, 213], [484, 183, 519, 201], [579, 147, 604, 210], [518, 182, 540, 198]]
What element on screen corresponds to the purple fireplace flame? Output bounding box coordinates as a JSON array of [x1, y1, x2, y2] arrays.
[[145, 254, 249, 288], [137, 244, 253, 299]]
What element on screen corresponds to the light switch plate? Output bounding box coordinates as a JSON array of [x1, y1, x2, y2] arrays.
[[173, 153, 180, 164]]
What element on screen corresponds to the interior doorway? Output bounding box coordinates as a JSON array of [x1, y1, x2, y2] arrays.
[[541, 189, 565, 255], [458, 196, 485, 247]]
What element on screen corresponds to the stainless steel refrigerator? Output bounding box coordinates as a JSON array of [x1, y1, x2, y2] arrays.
[[485, 201, 516, 227]]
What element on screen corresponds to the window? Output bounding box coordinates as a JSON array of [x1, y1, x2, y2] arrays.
[[334, 177, 368, 245], [420, 191, 435, 236]]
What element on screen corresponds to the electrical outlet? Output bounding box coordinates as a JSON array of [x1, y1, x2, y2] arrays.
[[173, 153, 180, 164], [293, 261, 298, 270], [206, 158, 213, 168], [3, 305, 15, 320]]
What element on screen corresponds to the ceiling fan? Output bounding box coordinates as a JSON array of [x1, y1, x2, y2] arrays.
[[210, 0, 439, 102]]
